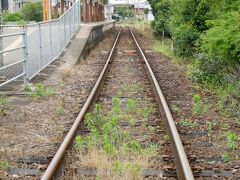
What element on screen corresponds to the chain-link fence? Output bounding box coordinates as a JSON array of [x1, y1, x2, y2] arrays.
[[0, 0, 80, 87]]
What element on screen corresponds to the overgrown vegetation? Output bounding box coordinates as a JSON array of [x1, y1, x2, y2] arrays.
[[2, 13, 23, 22], [74, 97, 158, 178], [221, 132, 238, 162], [149, 0, 240, 119], [21, 2, 43, 22], [3, 2, 42, 23], [116, 6, 134, 18], [25, 83, 54, 98]]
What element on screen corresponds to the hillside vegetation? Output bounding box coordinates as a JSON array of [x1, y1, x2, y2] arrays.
[[149, 0, 240, 119]]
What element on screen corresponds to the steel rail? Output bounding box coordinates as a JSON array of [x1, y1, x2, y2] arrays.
[[129, 27, 194, 180], [41, 28, 122, 180]]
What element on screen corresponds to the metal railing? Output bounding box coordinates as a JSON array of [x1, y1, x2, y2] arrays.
[[0, 30, 28, 88], [0, 0, 80, 88]]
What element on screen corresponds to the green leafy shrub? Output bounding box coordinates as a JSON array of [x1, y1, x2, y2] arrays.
[[200, 11, 240, 65], [25, 83, 54, 98], [226, 132, 238, 151], [148, 0, 240, 119], [116, 6, 134, 18], [144, 8, 149, 15], [21, 2, 43, 22], [3, 12, 23, 22], [192, 94, 202, 115], [149, 0, 171, 36], [173, 23, 200, 56]]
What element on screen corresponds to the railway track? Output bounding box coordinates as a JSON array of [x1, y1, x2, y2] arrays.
[[41, 27, 194, 180], [1, 26, 238, 180], [132, 28, 240, 179]]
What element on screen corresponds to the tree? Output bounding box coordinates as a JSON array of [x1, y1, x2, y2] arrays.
[[144, 8, 149, 15], [149, 0, 171, 36], [200, 11, 240, 65], [116, 6, 134, 18], [21, 2, 43, 22]]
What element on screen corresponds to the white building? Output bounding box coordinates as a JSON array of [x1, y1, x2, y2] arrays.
[[104, 4, 114, 20], [134, 1, 154, 21]]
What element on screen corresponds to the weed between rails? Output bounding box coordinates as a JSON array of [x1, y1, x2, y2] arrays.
[[0, 160, 9, 170], [74, 97, 158, 179]]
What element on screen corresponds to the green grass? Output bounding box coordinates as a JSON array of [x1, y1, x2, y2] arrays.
[[116, 83, 143, 97], [0, 160, 9, 170], [222, 152, 231, 163], [77, 98, 156, 155], [25, 83, 54, 98], [74, 97, 158, 178], [207, 120, 217, 136], [0, 96, 7, 105], [55, 105, 64, 116], [170, 104, 180, 113], [226, 132, 238, 151], [0, 96, 7, 116], [176, 119, 197, 128]]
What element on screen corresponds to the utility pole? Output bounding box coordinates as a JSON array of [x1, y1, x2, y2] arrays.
[[43, 0, 52, 21], [61, 0, 64, 15], [48, 0, 52, 20]]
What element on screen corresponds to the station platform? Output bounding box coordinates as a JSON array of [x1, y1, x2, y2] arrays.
[[0, 20, 115, 93]]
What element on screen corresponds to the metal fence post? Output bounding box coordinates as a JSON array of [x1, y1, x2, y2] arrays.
[[49, 21, 52, 61], [58, 20, 60, 56], [70, 9, 72, 37], [23, 26, 29, 85], [79, 1, 81, 26], [73, 5, 76, 31], [64, 15, 67, 45], [38, 23, 42, 71]]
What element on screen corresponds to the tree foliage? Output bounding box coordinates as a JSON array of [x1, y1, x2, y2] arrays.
[[149, 0, 171, 35], [21, 2, 43, 22], [149, 0, 240, 77], [116, 6, 134, 18], [200, 11, 240, 64], [149, 0, 240, 117]]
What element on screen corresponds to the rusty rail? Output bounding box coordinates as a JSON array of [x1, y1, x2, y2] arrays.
[[41, 28, 122, 180], [129, 27, 194, 180]]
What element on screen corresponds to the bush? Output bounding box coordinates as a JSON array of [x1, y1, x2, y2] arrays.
[[21, 2, 42, 22], [191, 55, 226, 84], [149, 0, 171, 36], [116, 6, 134, 18], [200, 11, 240, 65], [144, 8, 149, 15], [3, 12, 23, 22], [173, 23, 200, 57]]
